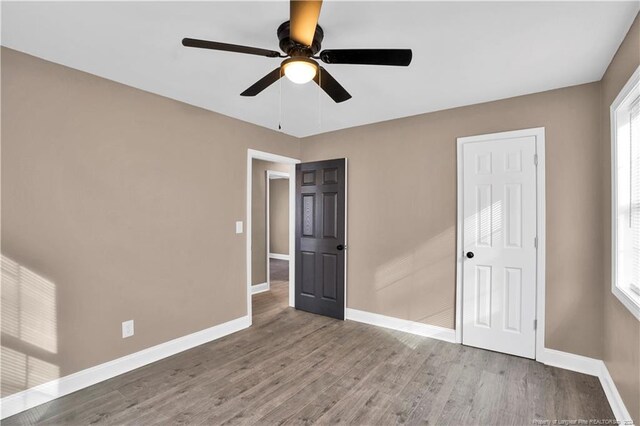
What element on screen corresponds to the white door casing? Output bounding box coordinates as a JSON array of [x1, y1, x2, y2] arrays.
[[460, 132, 538, 359]]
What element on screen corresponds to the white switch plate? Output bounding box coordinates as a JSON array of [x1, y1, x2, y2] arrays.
[[122, 320, 134, 338], [235, 221, 243, 234]]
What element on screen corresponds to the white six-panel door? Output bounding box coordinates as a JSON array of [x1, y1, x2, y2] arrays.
[[461, 133, 538, 359]]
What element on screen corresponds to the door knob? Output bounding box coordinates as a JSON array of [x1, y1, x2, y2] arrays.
[[466, 252, 474, 259], [337, 244, 345, 251]]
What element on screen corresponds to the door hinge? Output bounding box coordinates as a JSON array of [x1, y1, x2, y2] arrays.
[[534, 319, 537, 330], [534, 154, 538, 166], [534, 237, 538, 248]]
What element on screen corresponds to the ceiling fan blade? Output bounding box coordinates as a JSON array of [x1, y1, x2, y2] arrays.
[[319, 49, 412, 66], [240, 68, 283, 97], [290, 0, 323, 46], [314, 67, 351, 103], [182, 38, 282, 58]]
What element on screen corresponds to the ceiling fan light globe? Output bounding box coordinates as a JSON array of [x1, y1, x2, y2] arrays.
[[283, 59, 317, 84]]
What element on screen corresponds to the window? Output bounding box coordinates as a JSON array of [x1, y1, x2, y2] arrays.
[[612, 65, 640, 320]]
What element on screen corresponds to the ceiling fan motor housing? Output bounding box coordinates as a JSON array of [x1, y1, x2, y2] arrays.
[[277, 21, 324, 57]]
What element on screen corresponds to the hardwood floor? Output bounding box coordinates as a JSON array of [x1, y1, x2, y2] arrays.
[[269, 258, 289, 282], [4, 262, 614, 425]]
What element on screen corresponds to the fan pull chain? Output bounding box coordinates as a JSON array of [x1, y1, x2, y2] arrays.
[[317, 68, 322, 129], [278, 73, 282, 131]]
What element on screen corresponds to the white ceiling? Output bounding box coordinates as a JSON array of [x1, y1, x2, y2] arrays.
[[2, 1, 638, 138]]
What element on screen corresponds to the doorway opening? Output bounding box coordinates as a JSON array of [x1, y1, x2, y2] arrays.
[[266, 169, 290, 290], [246, 150, 299, 324], [253, 169, 290, 317]]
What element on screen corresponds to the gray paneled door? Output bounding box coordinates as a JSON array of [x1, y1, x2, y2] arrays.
[[295, 159, 346, 320]]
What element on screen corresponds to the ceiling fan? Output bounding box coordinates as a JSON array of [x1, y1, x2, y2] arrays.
[[182, 0, 412, 103]]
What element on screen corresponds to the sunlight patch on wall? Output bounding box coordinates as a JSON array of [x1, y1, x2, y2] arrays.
[[1, 347, 60, 398], [1, 255, 60, 398], [1, 255, 58, 353], [373, 227, 456, 329], [1, 346, 27, 396]]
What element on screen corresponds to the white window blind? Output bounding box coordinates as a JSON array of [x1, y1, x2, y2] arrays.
[[630, 99, 640, 296], [612, 65, 640, 320]]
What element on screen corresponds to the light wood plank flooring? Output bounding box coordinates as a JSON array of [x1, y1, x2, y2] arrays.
[[5, 261, 613, 425]]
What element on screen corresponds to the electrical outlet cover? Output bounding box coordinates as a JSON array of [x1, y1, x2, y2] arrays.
[[122, 320, 134, 338]]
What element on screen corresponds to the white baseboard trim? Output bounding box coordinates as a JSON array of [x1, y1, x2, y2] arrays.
[[268, 253, 290, 261], [537, 347, 602, 376], [599, 362, 634, 425], [0, 315, 251, 419], [538, 348, 634, 425], [251, 282, 269, 294], [345, 308, 456, 343]]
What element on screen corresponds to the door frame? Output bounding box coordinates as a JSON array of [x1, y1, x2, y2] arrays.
[[454, 127, 546, 361], [266, 170, 291, 291], [247, 149, 299, 323]]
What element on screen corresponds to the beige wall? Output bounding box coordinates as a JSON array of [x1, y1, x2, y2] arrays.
[[600, 14, 640, 424], [251, 160, 289, 285], [269, 179, 289, 256], [301, 82, 604, 358], [0, 48, 299, 396]]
